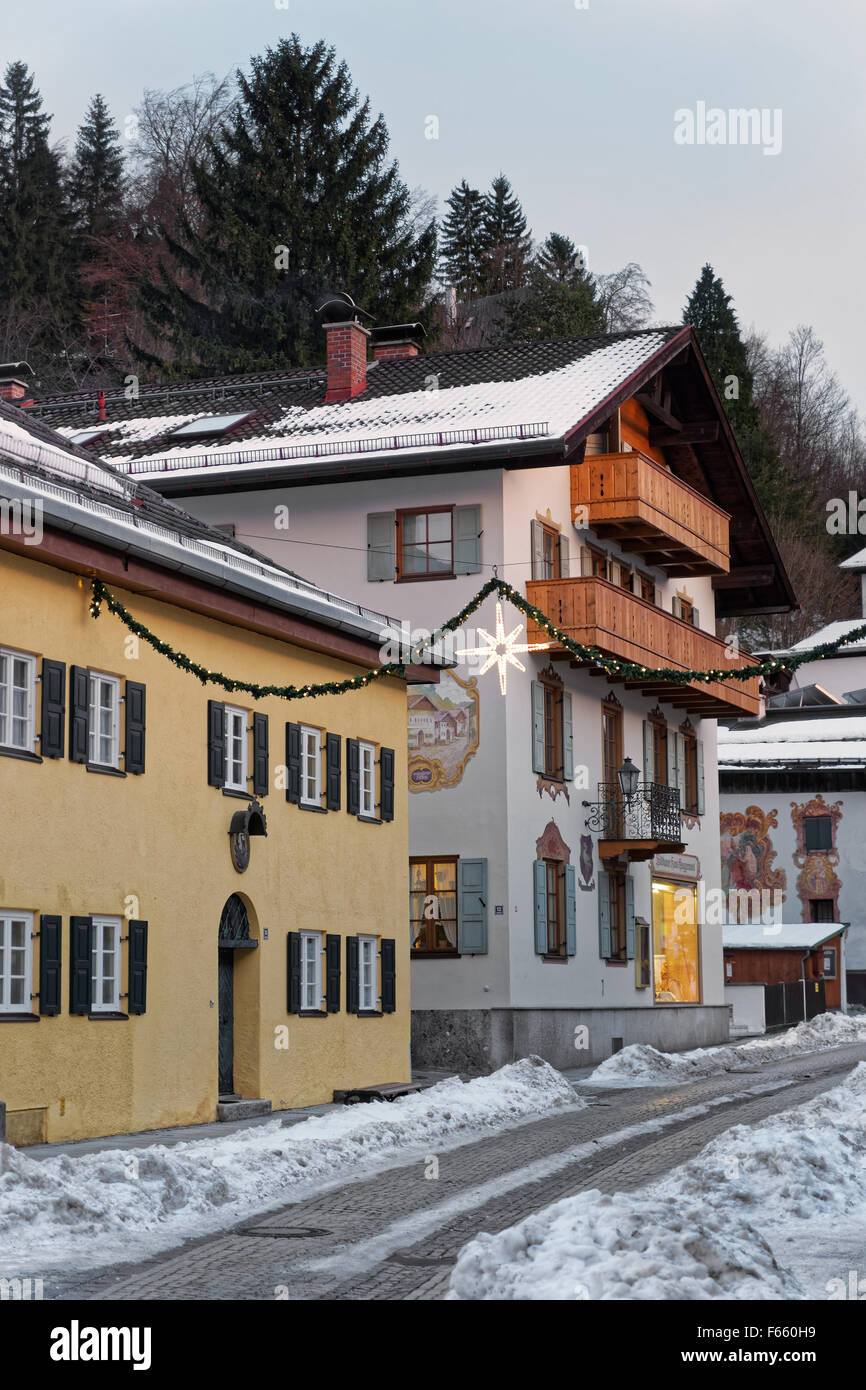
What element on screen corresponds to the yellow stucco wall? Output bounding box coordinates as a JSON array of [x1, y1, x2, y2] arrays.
[[0, 548, 410, 1142]]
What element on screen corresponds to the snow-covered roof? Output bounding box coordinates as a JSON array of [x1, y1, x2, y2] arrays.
[[723, 922, 846, 951], [840, 545, 866, 571], [782, 619, 866, 657], [718, 712, 866, 768]]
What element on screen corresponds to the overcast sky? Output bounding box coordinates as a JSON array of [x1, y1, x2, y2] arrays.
[[12, 0, 866, 410]]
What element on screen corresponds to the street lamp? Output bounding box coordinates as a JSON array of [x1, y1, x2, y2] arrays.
[[617, 756, 640, 802]]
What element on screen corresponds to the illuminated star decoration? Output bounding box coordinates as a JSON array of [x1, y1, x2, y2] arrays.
[[456, 602, 551, 694]]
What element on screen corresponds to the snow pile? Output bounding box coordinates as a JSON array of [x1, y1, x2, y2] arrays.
[[448, 1062, 866, 1300], [586, 1010, 866, 1088], [0, 1057, 577, 1275]]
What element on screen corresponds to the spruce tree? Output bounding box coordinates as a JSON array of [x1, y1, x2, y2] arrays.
[[439, 180, 485, 297], [535, 232, 586, 286], [136, 35, 436, 373], [499, 265, 603, 341], [70, 94, 126, 240], [480, 174, 532, 293]]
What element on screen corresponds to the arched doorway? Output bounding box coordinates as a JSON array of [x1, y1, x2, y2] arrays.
[[218, 894, 257, 1097]]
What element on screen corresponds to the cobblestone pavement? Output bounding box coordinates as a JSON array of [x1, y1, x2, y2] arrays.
[[45, 1043, 866, 1302]]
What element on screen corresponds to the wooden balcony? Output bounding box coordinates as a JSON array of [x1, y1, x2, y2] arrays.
[[572, 451, 731, 576], [526, 576, 760, 718]]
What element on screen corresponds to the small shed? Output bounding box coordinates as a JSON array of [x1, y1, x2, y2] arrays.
[[723, 922, 848, 1033]]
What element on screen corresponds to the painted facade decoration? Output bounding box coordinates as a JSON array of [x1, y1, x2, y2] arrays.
[[535, 820, 571, 864], [408, 670, 479, 792], [579, 834, 595, 891], [791, 795, 844, 920], [719, 805, 787, 898]]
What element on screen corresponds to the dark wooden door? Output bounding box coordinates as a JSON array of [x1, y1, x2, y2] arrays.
[[218, 948, 234, 1094]]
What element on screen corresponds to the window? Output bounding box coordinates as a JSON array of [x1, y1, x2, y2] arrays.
[[397, 507, 453, 579], [532, 677, 572, 782], [88, 672, 121, 768], [649, 717, 668, 786], [545, 860, 566, 955], [606, 869, 628, 961], [681, 730, 699, 815], [224, 705, 248, 792], [652, 880, 700, 1003], [544, 684, 563, 777], [358, 935, 378, 1011], [809, 898, 835, 924], [300, 931, 323, 1011], [531, 520, 565, 581], [601, 699, 623, 787], [822, 946, 837, 978], [541, 525, 559, 579], [411, 858, 458, 952], [0, 649, 36, 753], [673, 595, 699, 627], [0, 910, 32, 1012], [638, 573, 656, 605], [91, 915, 121, 1013], [804, 816, 833, 852], [586, 545, 608, 580], [300, 726, 322, 806], [359, 741, 376, 817]]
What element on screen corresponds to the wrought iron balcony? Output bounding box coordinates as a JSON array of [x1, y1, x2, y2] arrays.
[[583, 781, 683, 855]]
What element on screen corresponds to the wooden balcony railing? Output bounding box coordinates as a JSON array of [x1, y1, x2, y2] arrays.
[[571, 451, 731, 576], [526, 576, 760, 718]]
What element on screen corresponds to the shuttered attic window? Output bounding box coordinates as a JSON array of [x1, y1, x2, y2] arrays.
[[168, 413, 253, 438]]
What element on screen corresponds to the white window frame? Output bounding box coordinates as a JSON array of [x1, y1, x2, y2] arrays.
[[0, 648, 37, 753], [224, 705, 249, 792], [300, 930, 323, 1011], [300, 725, 322, 807], [91, 915, 122, 1014], [88, 671, 121, 769], [358, 740, 377, 817], [0, 909, 33, 1013], [358, 934, 378, 1012]]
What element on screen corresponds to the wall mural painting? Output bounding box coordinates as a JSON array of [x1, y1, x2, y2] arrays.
[[791, 795, 843, 921], [408, 670, 480, 793], [719, 805, 786, 898]]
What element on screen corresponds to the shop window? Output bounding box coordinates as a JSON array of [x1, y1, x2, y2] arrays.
[[652, 879, 700, 1003]]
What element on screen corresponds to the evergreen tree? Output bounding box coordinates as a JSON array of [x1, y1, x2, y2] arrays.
[[136, 35, 437, 373], [439, 180, 485, 297], [535, 232, 586, 286], [69, 94, 126, 240], [499, 265, 603, 341], [480, 174, 532, 293]]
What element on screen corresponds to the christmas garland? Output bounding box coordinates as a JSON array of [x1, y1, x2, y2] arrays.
[[88, 576, 866, 701]]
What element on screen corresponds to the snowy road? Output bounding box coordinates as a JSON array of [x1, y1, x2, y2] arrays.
[[43, 1039, 866, 1302]]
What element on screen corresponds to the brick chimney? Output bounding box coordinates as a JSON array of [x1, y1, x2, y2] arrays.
[[371, 323, 426, 361], [0, 361, 34, 403], [318, 293, 372, 403]]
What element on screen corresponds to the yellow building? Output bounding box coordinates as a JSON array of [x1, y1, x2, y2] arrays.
[[0, 401, 416, 1144]]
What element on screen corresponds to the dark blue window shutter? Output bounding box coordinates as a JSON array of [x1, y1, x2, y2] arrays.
[[458, 858, 488, 954], [326, 734, 341, 811], [285, 722, 301, 804], [346, 739, 360, 814], [533, 860, 547, 955], [207, 700, 225, 786], [565, 865, 577, 956], [39, 915, 62, 1015], [125, 681, 147, 775], [69, 666, 89, 763], [326, 934, 341, 1012], [40, 660, 65, 759], [128, 920, 148, 1014], [381, 938, 396, 1012], [252, 713, 269, 796], [380, 747, 395, 821], [598, 871, 611, 960], [346, 936, 360, 1014], [69, 916, 92, 1014], [625, 877, 636, 960], [287, 932, 301, 1013]]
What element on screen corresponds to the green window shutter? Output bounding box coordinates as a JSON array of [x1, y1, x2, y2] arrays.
[[69, 915, 92, 1014], [346, 738, 360, 815], [671, 595, 682, 619], [128, 920, 148, 1014], [346, 936, 360, 1014], [530, 520, 544, 580], [597, 871, 611, 960], [286, 932, 301, 1014], [326, 935, 341, 1012], [69, 665, 89, 764], [565, 865, 577, 956], [381, 938, 397, 1012], [380, 747, 395, 821], [367, 512, 396, 582], [667, 729, 679, 790], [124, 681, 147, 775], [325, 733, 341, 811], [458, 858, 488, 954], [40, 660, 66, 759], [558, 531, 570, 577], [696, 739, 705, 815], [580, 546, 593, 577], [454, 504, 482, 574], [562, 692, 574, 781], [533, 860, 548, 955], [625, 877, 636, 959], [285, 722, 301, 804], [207, 701, 225, 787], [643, 719, 653, 783], [531, 681, 545, 773], [654, 585, 663, 608], [252, 713, 269, 796], [39, 915, 62, 1015], [676, 733, 686, 794], [693, 607, 700, 629]]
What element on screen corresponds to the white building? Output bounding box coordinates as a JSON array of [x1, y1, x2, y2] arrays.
[[32, 316, 794, 1067]]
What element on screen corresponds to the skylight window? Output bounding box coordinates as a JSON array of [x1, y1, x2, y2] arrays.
[[168, 413, 252, 439], [68, 428, 108, 447]]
